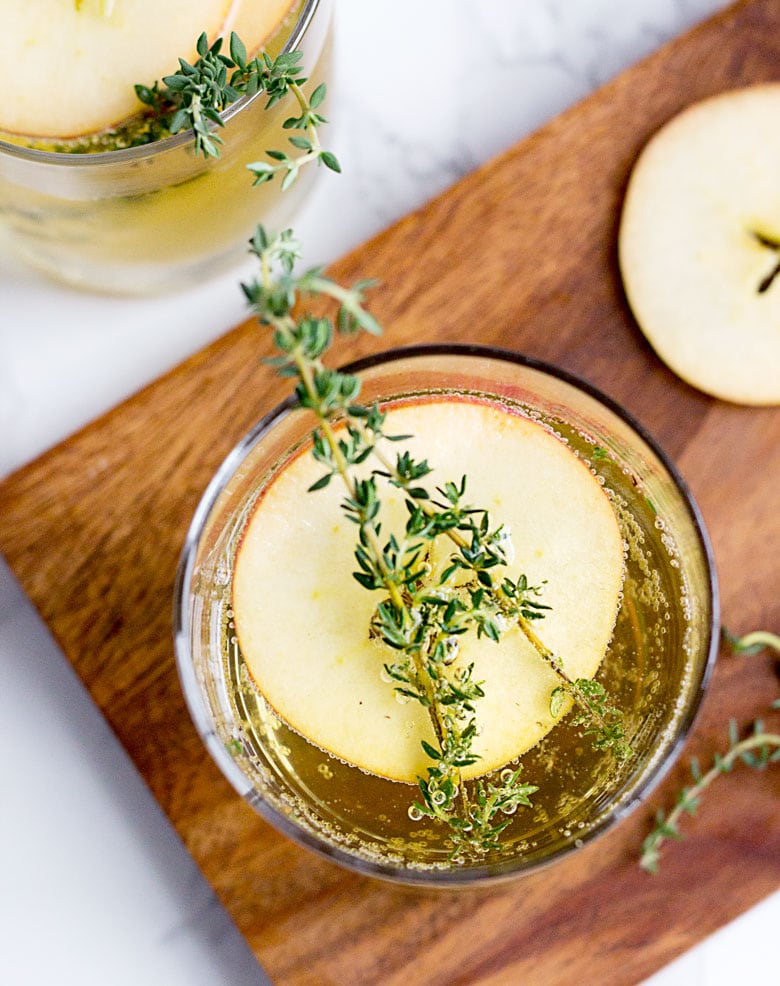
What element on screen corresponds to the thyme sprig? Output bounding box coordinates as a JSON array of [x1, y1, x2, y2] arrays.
[[371, 449, 631, 762], [242, 232, 629, 855], [135, 31, 340, 177], [155, 33, 628, 856], [310, 397, 631, 765], [640, 629, 780, 873]]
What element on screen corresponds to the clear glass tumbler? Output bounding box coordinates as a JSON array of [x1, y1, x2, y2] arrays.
[[0, 0, 332, 294], [174, 345, 719, 886]]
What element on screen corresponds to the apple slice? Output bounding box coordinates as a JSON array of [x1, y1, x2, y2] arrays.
[[223, 0, 298, 55], [619, 84, 780, 406], [233, 397, 625, 784], [0, 0, 293, 139]]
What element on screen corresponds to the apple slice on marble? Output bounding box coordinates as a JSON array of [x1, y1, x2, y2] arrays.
[[619, 83, 780, 406], [232, 398, 625, 784]]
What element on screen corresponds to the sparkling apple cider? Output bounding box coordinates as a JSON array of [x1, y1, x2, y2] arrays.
[[201, 389, 707, 874]]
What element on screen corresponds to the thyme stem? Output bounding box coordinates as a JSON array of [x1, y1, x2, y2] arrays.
[[640, 728, 780, 874], [640, 630, 780, 873]]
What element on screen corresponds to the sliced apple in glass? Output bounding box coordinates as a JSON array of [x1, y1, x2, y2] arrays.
[[619, 83, 780, 406], [0, 0, 293, 139], [232, 398, 625, 784]]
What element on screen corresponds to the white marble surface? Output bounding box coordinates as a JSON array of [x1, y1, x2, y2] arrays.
[[1, 1, 776, 984]]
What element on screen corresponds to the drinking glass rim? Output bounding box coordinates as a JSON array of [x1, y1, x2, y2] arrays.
[[173, 342, 720, 886], [0, 0, 320, 167]]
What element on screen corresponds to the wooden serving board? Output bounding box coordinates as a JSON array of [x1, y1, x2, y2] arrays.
[[2, 1, 779, 982]]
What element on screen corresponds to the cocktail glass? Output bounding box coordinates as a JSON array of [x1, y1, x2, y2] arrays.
[[174, 344, 718, 886], [0, 0, 332, 294]]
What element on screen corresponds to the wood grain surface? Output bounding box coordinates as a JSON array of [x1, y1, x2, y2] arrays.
[[2, 1, 779, 983]]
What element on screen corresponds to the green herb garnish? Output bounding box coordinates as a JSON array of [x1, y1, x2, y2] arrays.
[[640, 629, 780, 873], [158, 30, 628, 858], [135, 30, 339, 175], [240, 230, 631, 856]]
